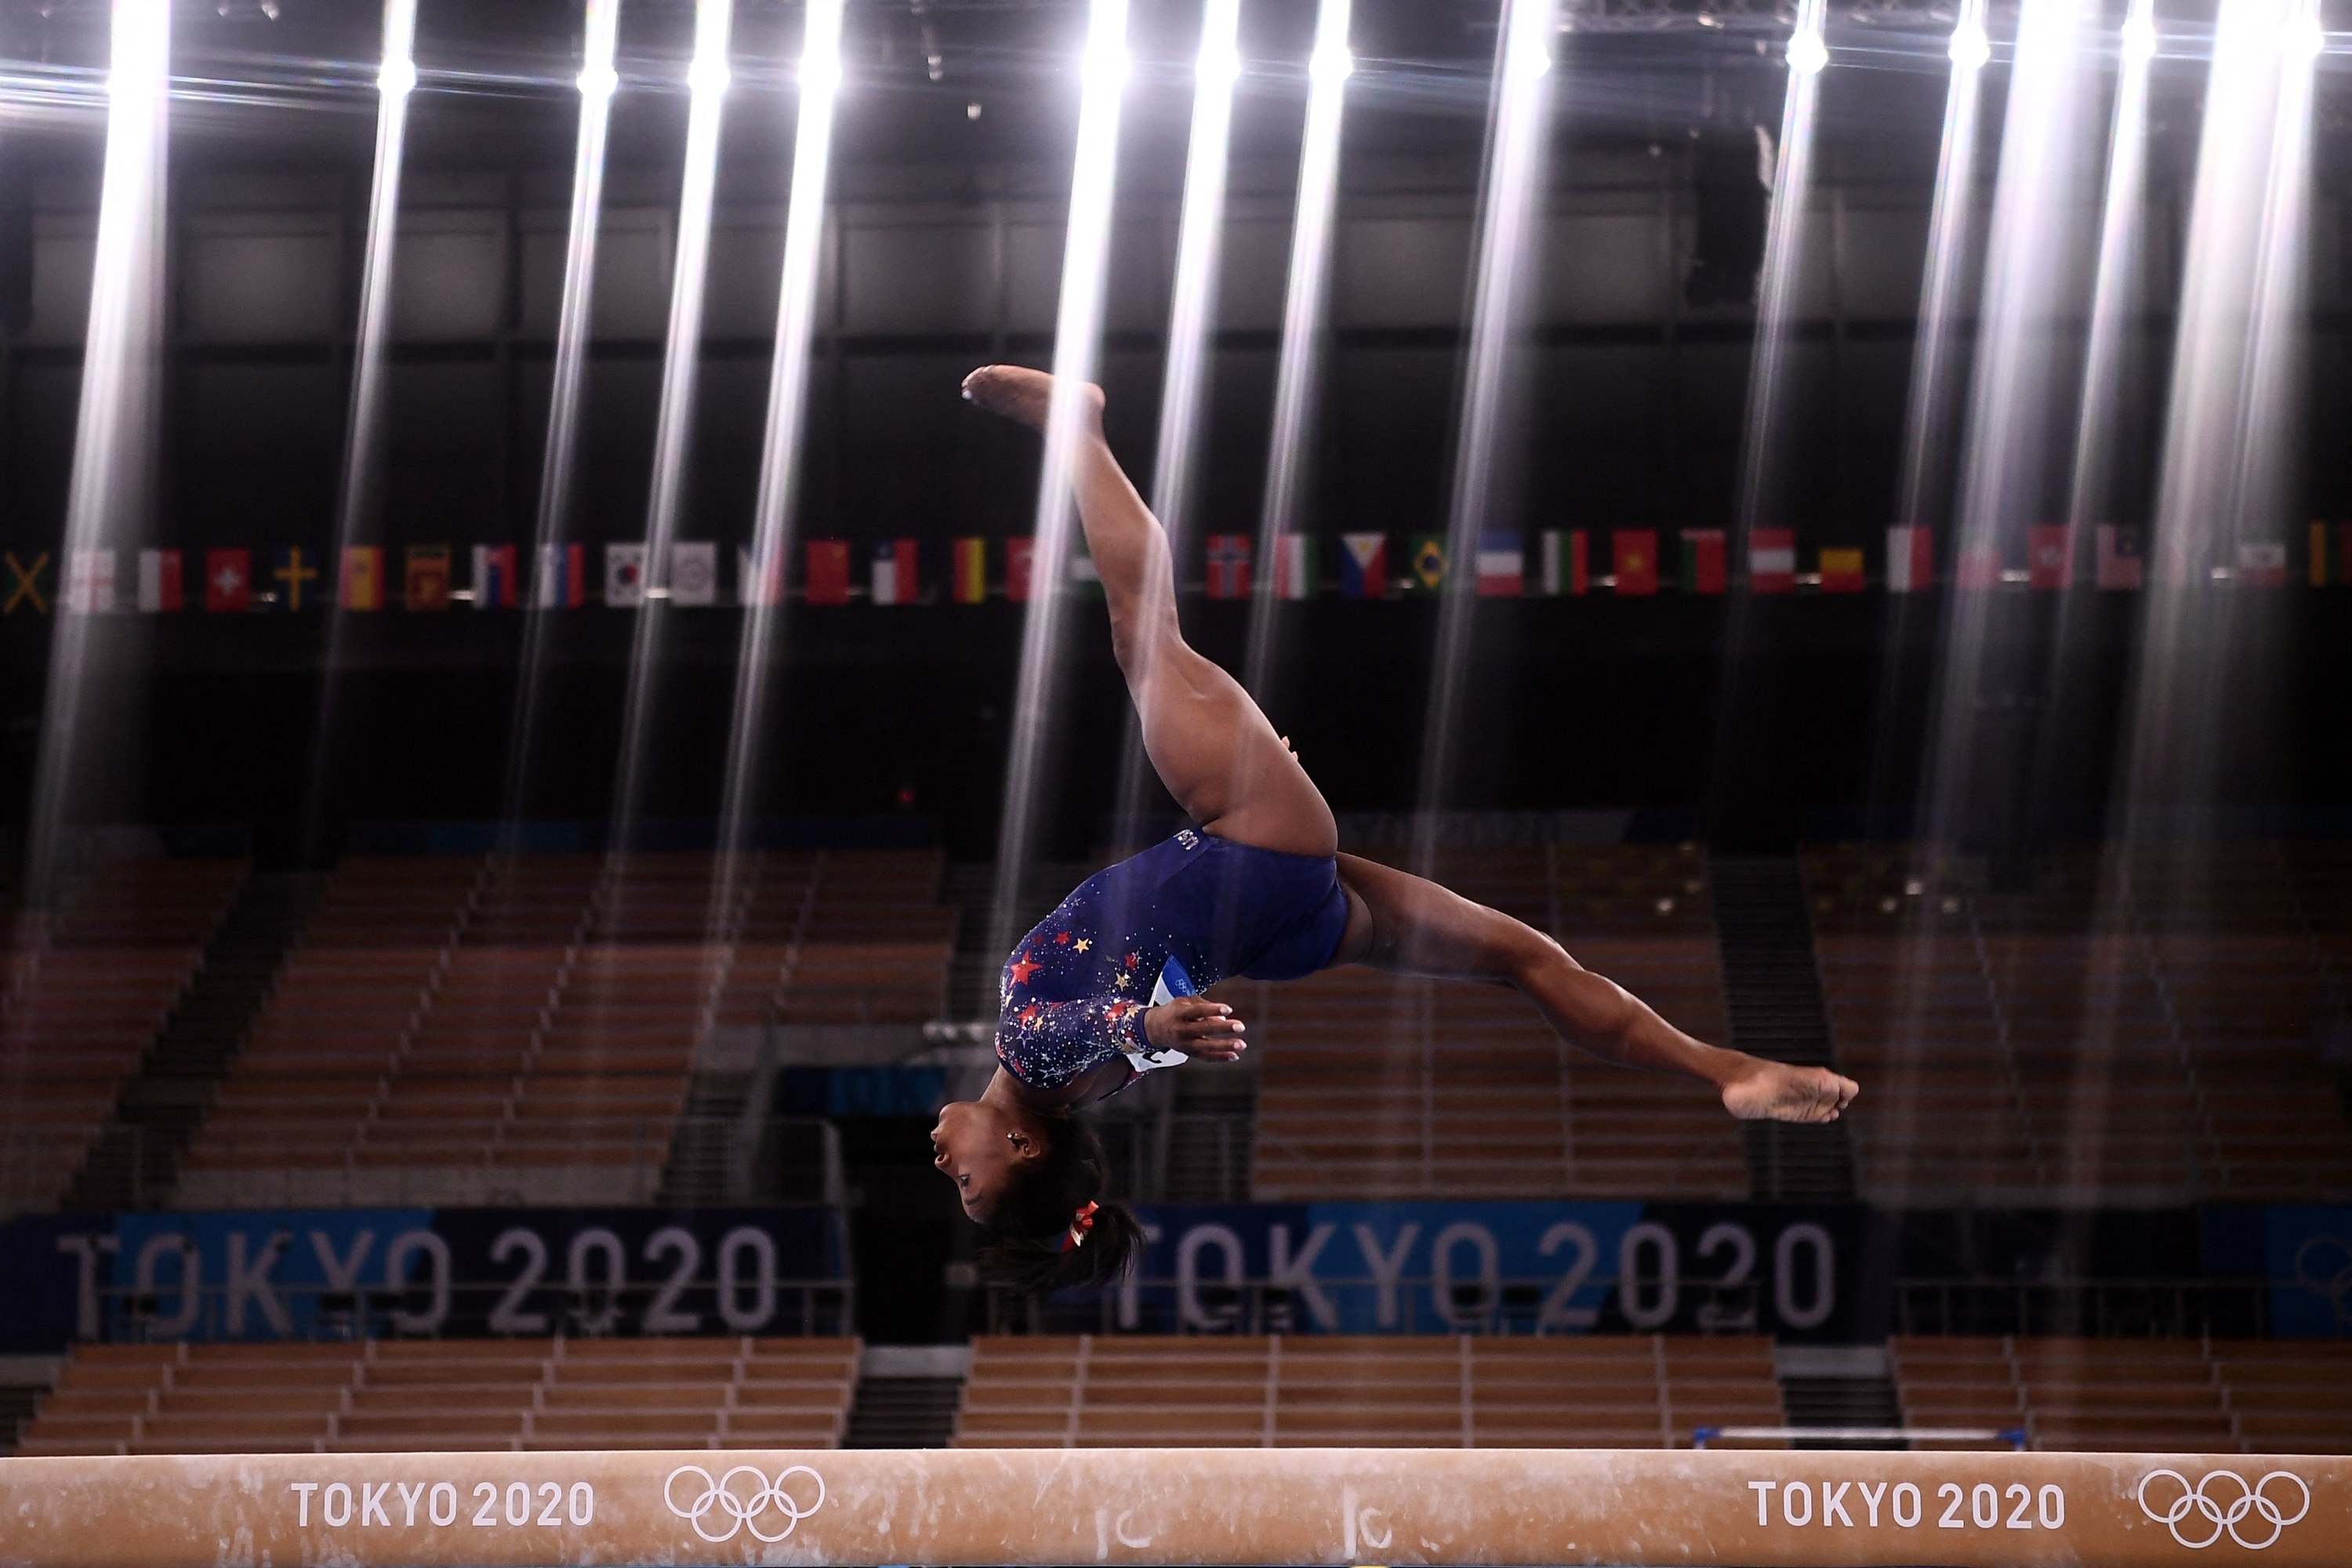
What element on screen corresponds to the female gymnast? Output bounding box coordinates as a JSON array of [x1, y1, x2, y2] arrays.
[[934, 365, 1860, 1294]]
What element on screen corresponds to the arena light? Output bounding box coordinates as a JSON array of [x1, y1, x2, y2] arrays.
[[1890, 0, 1992, 539], [713, 0, 847, 915], [1412, 0, 1560, 871], [2061, 0, 2159, 535], [1729, 0, 1828, 540], [1110, 0, 1241, 851], [1947, 16, 1991, 69], [23, 0, 170, 906], [1241, 0, 1352, 698], [301, 0, 422, 855], [989, 0, 1133, 964], [608, 0, 735, 862], [2112, 0, 2315, 822], [499, 0, 623, 838]]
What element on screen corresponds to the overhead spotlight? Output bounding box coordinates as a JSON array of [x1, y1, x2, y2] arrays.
[[577, 62, 619, 96], [967, 99, 982, 119], [1697, 9, 1721, 25], [1509, 36, 1552, 77], [1199, 39, 1243, 85], [1786, 27, 1828, 73], [1309, 41, 1353, 83], [2119, 10, 2158, 61], [2285, 7, 2327, 59], [687, 51, 731, 96], [378, 54, 416, 96], [1084, 40, 1131, 88], [927, 50, 944, 82], [1947, 19, 1990, 68], [260, 0, 278, 15], [801, 49, 843, 94]]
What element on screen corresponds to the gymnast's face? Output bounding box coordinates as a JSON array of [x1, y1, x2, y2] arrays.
[[930, 1100, 1042, 1221]]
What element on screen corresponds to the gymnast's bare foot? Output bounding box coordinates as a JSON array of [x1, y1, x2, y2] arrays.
[[962, 364, 1103, 433], [1719, 1057, 1859, 1123]]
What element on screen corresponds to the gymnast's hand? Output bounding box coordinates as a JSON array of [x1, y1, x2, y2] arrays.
[[1718, 1057, 1859, 1123], [1145, 996, 1248, 1062]]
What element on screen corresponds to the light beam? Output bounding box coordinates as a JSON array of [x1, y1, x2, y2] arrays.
[[1240, 0, 1351, 699], [605, 0, 735, 875], [299, 0, 419, 855], [710, 0, 847, 931], [987, 0, 1134, 968], [1109, 0, 1242, 854], [24, 0, 171, 909], [500, 0, 623, 844], [1410, 0, 1560, 876]]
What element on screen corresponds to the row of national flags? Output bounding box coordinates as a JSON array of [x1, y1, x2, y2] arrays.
[[8, 524, 2350, 614]]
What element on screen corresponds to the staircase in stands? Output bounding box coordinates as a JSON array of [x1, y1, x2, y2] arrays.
[[1707, 858, 1854, 1200], [842, 1348, 967, 1448], [62, 870, 322, 1212]]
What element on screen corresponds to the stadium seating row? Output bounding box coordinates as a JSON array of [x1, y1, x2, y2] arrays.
[[12, 1337, 860, 1456], [1893, 1335, 2352, 1454], [1, 858, 249, 1213], [952, 1333, 1783, 1448], [1807, 843, 2352, 1202], [178, 850, 953, 1202]]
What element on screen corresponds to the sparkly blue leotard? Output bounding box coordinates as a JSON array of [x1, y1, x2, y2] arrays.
[[995, 829, 1352, 1094]]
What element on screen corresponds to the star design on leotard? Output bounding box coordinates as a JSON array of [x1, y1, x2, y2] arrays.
[[1007, 952, 1044, 987], [1073, 937, 1091, 953], [1112, 972, 1131, 990], [1018, 1004, 1041, 1029], [1054, 931, 1072, 946], [1123, 952, 1140, 970]]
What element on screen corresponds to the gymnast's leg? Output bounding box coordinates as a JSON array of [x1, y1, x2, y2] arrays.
[[962, 365, 1334, 859], [1330, 852, 1859, 1123]]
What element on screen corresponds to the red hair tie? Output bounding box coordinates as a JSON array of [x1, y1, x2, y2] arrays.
[[1065, 1200, 1100, 1250]]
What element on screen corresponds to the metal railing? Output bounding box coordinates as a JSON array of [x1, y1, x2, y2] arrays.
[[1893, 1277, 2275, 1340], [90, 1275, 855, 1345]]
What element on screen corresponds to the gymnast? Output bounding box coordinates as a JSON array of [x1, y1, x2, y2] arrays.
[[933, 365, 1860, 1293]]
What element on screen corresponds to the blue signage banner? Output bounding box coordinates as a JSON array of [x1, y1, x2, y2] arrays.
[[2203, 1205, 2352, 1338], [1120, 1201, 1880, 1342], [2, 1206, 849, 1353]]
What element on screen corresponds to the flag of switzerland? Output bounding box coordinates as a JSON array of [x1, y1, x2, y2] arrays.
[[204, 549, 252, 612]]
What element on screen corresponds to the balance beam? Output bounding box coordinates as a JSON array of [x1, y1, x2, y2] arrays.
[[0, 1448, 2341, 1566]]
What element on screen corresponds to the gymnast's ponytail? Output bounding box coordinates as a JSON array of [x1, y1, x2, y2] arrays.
[[975, 1114, 1145, 1295]]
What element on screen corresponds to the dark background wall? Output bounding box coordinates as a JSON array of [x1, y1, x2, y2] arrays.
[[0, 0, 2345, 856]]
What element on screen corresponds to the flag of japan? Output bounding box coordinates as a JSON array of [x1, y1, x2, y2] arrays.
[[136, 549, 182, 612], [1475, 532, 1523, 597], [1340, 533, 1387, 599], [2094, 525, 2143, 590], [669, 541, 718, 606], [2027, 525, 2073, 589], [1748, 528, 1795, 593], [1886, 525, 1933, 593], [804, 539, 851, 606], [204, 549, 252, 612], [1272, 535, 1314, 600], [1206, 534, 1252, 601], [871, 539, 918, 605]]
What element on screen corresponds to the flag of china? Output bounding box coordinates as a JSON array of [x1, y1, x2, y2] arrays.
[[1613, 529, 1658, 595], [204, 549, 252, 612], [804, 539, 851, 606]]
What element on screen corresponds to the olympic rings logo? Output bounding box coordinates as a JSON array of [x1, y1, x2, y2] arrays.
[[2137, 1469, 2310, 1551], [662, 1464, 828, 1544]]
